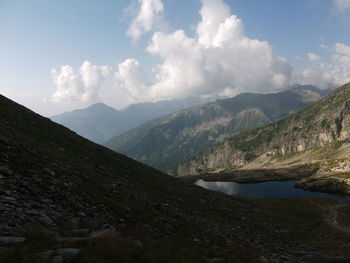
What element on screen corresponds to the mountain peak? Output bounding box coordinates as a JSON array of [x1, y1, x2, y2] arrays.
[[85, 102, 119, 113]]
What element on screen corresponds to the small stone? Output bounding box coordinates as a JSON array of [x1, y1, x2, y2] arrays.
[[51, 255, 63, 263], [259, 256, 268, 262], [35, 250, 54, 262], [43, 168, 55, 176], [56, 237, 89, 246], [207, 258, 225, 263], [89, 229, 120, 241], [77, 212, 86, 217], [0, 166, 13, 176], [66, 229, 90, 237], [0, 236, 26, 245], [39, 214, 56, 226], [129, 240, 143, 248], [57, 248, 81, 262], [26, 209, 41, 216]]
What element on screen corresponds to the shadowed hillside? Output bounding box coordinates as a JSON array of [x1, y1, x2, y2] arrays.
[[1, 94, 350, 262]]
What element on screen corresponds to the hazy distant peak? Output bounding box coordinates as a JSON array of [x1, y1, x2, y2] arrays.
[[85, 102, 119, 113]]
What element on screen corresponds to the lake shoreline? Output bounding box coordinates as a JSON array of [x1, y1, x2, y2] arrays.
[[178, 164, 318, 183], [178, 164, 350, 197]]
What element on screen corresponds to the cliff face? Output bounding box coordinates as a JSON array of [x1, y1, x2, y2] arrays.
[[106, 86, 325, 172], [176, 83, 350, 176]]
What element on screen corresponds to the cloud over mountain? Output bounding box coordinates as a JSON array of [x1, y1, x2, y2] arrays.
[[295, 43, 350, 89], [51, 0, 350, 107], [51, 61, 109, 103], [115, 0, 293, 102]]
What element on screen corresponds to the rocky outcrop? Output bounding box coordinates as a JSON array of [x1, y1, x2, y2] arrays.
[[295, 173, 350, 195], [177, 83, 350, 176]]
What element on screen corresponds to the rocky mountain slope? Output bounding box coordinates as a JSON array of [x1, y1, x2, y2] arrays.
[[176, 83, 350, 177], [106, 85, 326, 172], [51, 97, 216, 144], [2, 94, 350, 262]]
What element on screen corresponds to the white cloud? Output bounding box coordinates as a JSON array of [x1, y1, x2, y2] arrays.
[[294, 43, 350, 88], [52, 0, 350, 110], [334, 0, 350, 11], [51, 61, 109, 103], [335, 42, 350, 56], [114, 58, 150, 104], [307, 52, 320, 62], [117, 0, 293, 102], [126, 0, 164, 42]]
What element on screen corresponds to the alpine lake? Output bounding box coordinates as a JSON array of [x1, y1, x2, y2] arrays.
[[195, 179, 349, 201]]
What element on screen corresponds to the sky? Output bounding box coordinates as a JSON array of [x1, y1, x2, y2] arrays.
[[1, 0, 350, 116]]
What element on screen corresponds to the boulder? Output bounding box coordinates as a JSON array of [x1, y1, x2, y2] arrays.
[[0, 236, 25, 245], [89, 228, 120, 241], [35, 248, 80, 263], [0, 166, 13, 176], [57, 248, 81, 263]]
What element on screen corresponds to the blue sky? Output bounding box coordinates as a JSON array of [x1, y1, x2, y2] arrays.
[[1, 0, 350, 116]]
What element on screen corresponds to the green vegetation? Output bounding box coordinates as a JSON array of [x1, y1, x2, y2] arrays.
[[321, 119, 331, 129], [244, 153, 258, 161]]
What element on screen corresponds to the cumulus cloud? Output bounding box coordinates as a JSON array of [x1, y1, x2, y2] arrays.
[[335, 42, 350, 56], [307, 52, 320, 62], [51, 61, 109, 103], [117, 0, 293, 102], [126, 0, 164, 41], [334, 0, 350, 11], [294, 43, 350, 88], [114, 58, 150, 103]]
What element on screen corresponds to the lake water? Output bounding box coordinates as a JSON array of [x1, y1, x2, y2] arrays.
[[195, 179, 348, 201]]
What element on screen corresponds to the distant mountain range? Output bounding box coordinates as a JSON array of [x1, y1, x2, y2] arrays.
[[106, 85, 328, 172], [51, 97, 216, 144]]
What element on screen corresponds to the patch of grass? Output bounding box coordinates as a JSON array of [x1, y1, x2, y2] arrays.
[[271, 151, 302, 161], [244, 153, 258, 161]]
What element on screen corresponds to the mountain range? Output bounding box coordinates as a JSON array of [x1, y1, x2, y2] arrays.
[[176, 83, 350, 181], [51, 97, 216, 144], [106, 85, 328, 172]]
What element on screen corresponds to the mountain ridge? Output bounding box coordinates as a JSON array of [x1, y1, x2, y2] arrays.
[[51, 97, 217, 144], [106, 85, 326, 172], [175, 82, 350, 177]]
